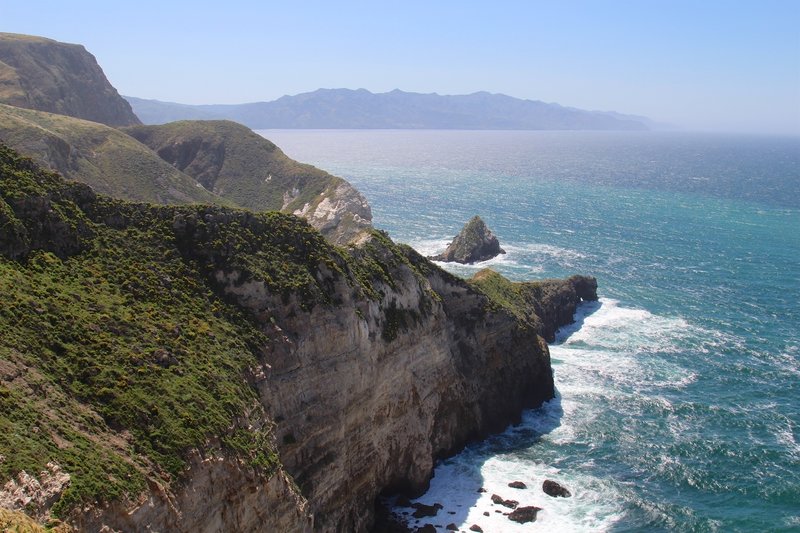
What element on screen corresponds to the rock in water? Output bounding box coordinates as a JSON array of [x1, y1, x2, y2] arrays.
[[431, 215, 505, 264], [490, 494, 519, 509], [507, 506, 542, 524], [411, 503, 440, 518], [542, 479, 572, 498], [508, 481, 527, 489]]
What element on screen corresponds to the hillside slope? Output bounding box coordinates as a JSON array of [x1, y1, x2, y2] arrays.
[[0, 33, 140, 127], [126, 121, 372, 244], [0, 103, 225, 205], [0, 143, 596, 531]]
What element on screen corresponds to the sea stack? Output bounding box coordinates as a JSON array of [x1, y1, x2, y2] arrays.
[[431, 215, 506, 264]]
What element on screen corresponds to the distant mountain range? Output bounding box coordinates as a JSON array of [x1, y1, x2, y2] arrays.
[[126, 89, 653, 130]]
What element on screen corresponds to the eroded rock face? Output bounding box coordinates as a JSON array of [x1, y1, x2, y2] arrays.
[[126, 120, 373, 246], [0, 463, 70, 523], [431, 216, 505, 264], [294, 181, 373, 245], [216, 237, 556, 531], [71, 455, 313, 533]]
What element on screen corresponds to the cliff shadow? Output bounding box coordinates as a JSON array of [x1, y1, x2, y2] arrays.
[[381, 300, 601, 532], [553, 298, 603, 344], [384, 395, 565, 531]]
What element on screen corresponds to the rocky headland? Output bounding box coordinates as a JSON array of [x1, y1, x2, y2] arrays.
[[0, 143, 597, 531], [0, 32, 599, 533], [431, 216, 505, 264]]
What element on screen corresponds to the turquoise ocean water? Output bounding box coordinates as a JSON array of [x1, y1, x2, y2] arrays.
[[259, 130, 800, 532]]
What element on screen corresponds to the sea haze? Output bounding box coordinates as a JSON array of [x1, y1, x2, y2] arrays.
[[261, 130, 800, 531]]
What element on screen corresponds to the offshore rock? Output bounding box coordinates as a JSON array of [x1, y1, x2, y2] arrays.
[[491, 494, 519, 509], [543, 479, 572, 498], [431, 216, 505, 264], [507, 505, 542, 524]]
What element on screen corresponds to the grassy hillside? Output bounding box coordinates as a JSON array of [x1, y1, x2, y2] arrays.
[[0, 104, 228, 206], [0, 142, 355, 520], [0, 33, 140, 127], [0, 141, 408, 525], [124, 120, 344, 212]]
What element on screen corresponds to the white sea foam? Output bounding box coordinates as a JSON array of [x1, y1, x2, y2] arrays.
[[507, 242, 587, 263], [396, 299, 693, 533], [395, 419, 625, 532], [392, 298, 702, 531], [406, 238, 584, 276], [553, 299, 698, 392]]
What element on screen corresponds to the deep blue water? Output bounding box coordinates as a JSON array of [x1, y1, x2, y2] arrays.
[[259, 130, 800, 532]]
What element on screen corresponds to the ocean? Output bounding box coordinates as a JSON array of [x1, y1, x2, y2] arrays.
[[258, 130, 800, 532]]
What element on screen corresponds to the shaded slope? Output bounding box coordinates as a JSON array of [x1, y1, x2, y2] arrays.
[[0, 104, 225, 205], [0, 33, 140, 127], [125, 120, 372, 244]]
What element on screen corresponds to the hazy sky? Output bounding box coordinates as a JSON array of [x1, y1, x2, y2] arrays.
[[3, 0, 799, 133]]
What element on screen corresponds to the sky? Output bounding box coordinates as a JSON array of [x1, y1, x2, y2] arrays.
[[2, 0, 799, 134]]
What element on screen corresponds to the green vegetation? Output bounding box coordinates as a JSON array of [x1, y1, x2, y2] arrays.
[[0, 508, 49, 532], [0, 104, 226, 206], [0, 144, 288, 515], [469, 268, 542, 330], [0, 142, 452, 519], [124, 120, 343, 212]]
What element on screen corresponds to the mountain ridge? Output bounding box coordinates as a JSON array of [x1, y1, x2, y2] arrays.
[[127, 88, 651, 130]]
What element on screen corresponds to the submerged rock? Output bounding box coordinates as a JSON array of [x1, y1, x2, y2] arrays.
[[542, 479, 572, 498], [508, 506, 542, 524], [490, 494, 519, 509], [431, 215, 505, 264], [411, 503, 440, 518]]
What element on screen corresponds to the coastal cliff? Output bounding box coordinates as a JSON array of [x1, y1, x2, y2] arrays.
[[0, 144, 596, 531]]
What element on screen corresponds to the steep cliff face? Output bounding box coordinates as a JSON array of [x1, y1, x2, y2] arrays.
[[209, 236, 555, 531], [0, 33, 141, 126], [0, 144, 595, 531]]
